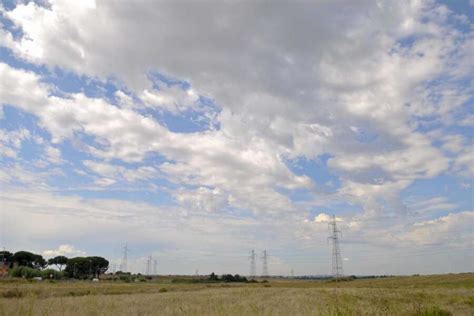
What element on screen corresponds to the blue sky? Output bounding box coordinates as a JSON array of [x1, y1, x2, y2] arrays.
[[0, 0, 472, 275]]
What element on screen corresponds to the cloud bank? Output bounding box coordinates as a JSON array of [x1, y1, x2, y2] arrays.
[[0, 0, 472, 275]]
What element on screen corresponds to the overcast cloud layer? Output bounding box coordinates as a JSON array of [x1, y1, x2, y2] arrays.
[[0, 0, 472, 275]]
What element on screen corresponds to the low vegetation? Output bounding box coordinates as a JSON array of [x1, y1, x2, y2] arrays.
[[0, 273, 472, 315], [171, 272, 252, 284]]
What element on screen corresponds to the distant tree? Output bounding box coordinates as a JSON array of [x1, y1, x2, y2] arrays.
[[64, 257, 89, 279], [221, 274, 247, 282], [209, 272, 218, 281], [234, 274, 247, 282], [0, 250, 13, 265], [64, 256, 109, 279], [48, 256, 68, 271], [12, 251, 46, 269], [221, 274, 235, 282], [89, 256, 109, 277]]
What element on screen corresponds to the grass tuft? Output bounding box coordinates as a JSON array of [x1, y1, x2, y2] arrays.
[[1, 288, 23, 298], [418, 306, 452, 316]]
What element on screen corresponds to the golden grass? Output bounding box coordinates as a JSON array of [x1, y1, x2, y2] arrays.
[[0, 273, 472, 315]]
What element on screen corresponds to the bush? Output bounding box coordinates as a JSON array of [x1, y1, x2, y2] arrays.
[[221, 274, 236, 282], [219, 274, 248, 283], [159, 288, 168, 293], [41, 269, 64, 280], [118, 274, 132, 282], [9, 266, 42, 279]]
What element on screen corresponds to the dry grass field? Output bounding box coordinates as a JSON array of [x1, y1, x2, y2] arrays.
[[0, 273, 472, 315]]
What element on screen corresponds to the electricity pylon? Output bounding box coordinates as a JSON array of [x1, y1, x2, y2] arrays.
[[261, 250, 269, 277], [328, 215, 343, 279], [120, 243, 130, 272], [153, 260, 158, 275], [249, 249, 256, 277]]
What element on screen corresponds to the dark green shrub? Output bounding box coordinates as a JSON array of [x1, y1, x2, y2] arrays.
[[9, 266, 41, 279]]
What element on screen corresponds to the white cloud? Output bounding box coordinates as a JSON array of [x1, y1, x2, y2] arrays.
[[140, 86, 200, 114], [0, 128, 30, 158], [452, 149, 474, 176], [45, 145, 63, 164], [1, 2, 470, 217], [43, 244, 86, 258], [94, 177, 116, 187], [403, 211, 473, 247], [174, 186, 233, 213], [0, 2, 470, 214], [1, 62, 310, 213], [313, 213, 342, 223]]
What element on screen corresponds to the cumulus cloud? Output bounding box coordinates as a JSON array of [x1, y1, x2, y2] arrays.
[[43, 244, 86, 258], [0, 62, 309, 213], [402, 211, 474, 247], [313, 213, 342, 223], [1, 1, 471, 210]]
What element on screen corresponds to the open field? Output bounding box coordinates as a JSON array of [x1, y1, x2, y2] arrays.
[[0, 273, 473, 315]]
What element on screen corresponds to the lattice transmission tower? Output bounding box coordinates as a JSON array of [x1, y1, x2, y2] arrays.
[[249, 249, 256, 277], [261, 250, 269, 277], [120, 243, 130, 272], [153, 259, 158, 275], [145, 255, 153, 275], [328, 215, 344, 279]]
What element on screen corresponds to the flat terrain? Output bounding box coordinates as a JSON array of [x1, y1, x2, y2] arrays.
[[0, 273, 473, 315]]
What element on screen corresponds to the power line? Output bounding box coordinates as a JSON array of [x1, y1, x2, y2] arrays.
[[328, 214, 343, 279], [270, 246, 473, 262]]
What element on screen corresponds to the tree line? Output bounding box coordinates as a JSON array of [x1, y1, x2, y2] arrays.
[[0, 250, 108, 279]]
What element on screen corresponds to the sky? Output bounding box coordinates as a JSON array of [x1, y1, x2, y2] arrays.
[[0, 0, 472, 276]]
